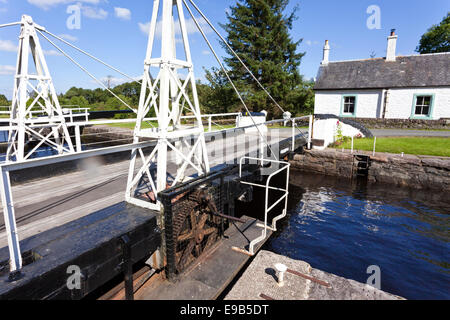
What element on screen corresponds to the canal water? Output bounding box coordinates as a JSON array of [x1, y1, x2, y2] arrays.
[[265, 171, 450, 300]]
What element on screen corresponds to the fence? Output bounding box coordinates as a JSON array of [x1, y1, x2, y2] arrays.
[[0, 114, 312, 275]]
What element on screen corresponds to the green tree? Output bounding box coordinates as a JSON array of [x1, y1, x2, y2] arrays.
[[105, 94, 132, 110], [113, 82, 141, 106], [216, 0, 306, 118], [69, 96, 89, 107], [416, 12, 450, 54], [197, 68, 239, 114], [0, 94, 9, 106]]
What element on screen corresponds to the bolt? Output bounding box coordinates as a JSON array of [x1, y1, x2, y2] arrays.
[[275, 263, 287, 287]]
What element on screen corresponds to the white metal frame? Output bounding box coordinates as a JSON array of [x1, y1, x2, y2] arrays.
[[0, 115, 310, 273], [126, 0, 209, 211], [6, 15, 74, 162], [237, 156, 290, 255]]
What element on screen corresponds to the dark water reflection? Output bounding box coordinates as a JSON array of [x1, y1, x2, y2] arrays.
[[265, 171, 450, 300]]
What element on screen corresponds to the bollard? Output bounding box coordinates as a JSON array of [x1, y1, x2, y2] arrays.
[[275, 263, 287, 287]]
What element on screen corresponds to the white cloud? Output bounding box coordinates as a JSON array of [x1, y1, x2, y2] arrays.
[[202, 50, 210, 55], [0, 65, 15, 76], [81, 5, 108, 19], [114, 7, 131, 20], [28, 1, 108, 20], [139, 16, 211, 37], [0, 39, 62, 56], [58, 34, 78, 42], [305, 40, 319, 46], [44, 49, 62, 56], [27, 0, 100, 10], [0, 39, 18, 52]]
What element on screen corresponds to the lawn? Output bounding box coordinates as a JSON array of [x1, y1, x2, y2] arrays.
[[106, 122, 309, 132], [104, 121, 235, 132], [105, 121, 158, 130], [333, 137, 450, 157]]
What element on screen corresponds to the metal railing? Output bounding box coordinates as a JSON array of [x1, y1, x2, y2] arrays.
[[0, 113, 311, 274], [236, 156, 290, 255]]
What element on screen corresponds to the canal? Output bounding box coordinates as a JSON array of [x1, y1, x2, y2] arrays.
[[265, 170, 449, 300]]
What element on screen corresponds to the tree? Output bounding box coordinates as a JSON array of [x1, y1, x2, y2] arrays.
[[69, 96, 89, 107], [416, 12, 450, 54], [0, 94, 9, 106], [197, 68, 239, 114], [113, 82, 141, 106], [214, 0, 306, 118]]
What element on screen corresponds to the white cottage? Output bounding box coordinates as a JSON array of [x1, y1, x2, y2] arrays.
[[314, 31, 450, 120]]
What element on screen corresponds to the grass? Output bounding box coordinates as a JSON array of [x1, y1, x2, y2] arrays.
[[267, 124, 309, 129], [103, 122, 308, 132], [332, 137, 450, 157], [105, 121, 158, 130], [103, 121, 235, 132], [369, 127, 450, 132]]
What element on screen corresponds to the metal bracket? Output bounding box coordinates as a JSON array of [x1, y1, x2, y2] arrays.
[[119, 235, 134, 301]]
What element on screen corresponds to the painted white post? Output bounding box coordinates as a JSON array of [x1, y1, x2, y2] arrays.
[[308, 114, 313, 149], [291, 119, 295, 151], [373, 136, 377, 156], [75, 125, 82, 153], [0, 167, 22, 272], [351, 136, 354, 154], [208, 116, 212, 132]]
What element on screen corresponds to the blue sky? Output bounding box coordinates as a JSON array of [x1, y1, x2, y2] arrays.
[[0, 0, 448, 99]]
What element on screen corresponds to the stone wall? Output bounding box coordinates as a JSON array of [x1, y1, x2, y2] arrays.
[[352, 118, 450, 129], [290, 149, 450, 191]]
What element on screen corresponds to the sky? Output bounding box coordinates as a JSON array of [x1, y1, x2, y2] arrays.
[[0, 0, 448, 99]]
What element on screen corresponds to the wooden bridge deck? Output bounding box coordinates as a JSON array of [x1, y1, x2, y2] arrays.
[[0, 128, 306, 248]]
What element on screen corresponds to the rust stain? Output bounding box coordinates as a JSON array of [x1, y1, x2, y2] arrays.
[[259, 293, 275, 300], [287, 268, 331, 288]]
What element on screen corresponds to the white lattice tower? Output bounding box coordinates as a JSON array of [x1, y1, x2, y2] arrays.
[[126, 0, 210, 210], [6, 15, 74, 162]]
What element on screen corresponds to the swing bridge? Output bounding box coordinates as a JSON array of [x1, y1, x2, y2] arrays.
[[0, 0, 311, 300]]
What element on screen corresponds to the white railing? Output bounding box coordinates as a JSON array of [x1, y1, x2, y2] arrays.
[[235, 156, 290, 255], [0, 113, 311, 273], [0, 112, 311, 158], [0, 107, 90, 123]]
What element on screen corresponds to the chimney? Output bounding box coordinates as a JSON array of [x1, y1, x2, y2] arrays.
[[321, 40, 330, 65], [386, 29, 398, 61]]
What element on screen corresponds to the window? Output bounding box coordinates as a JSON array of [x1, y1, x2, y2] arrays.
[[414, 95, 432, 116], [341, 95, 356, 116]]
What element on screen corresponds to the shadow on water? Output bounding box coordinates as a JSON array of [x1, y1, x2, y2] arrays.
[[265, 170, 450, 300]]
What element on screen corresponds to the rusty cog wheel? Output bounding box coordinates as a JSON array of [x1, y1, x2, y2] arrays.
[[173, 198, 221, 273]]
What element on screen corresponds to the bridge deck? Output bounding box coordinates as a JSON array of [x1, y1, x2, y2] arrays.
[[0, 201, 160, 299], [0, 128, 306, 248]]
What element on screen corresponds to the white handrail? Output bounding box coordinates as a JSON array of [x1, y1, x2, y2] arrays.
[[238, 156, 290, 255]]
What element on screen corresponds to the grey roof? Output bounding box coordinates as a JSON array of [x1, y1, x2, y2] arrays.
[[314, 53, 450, 90]]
